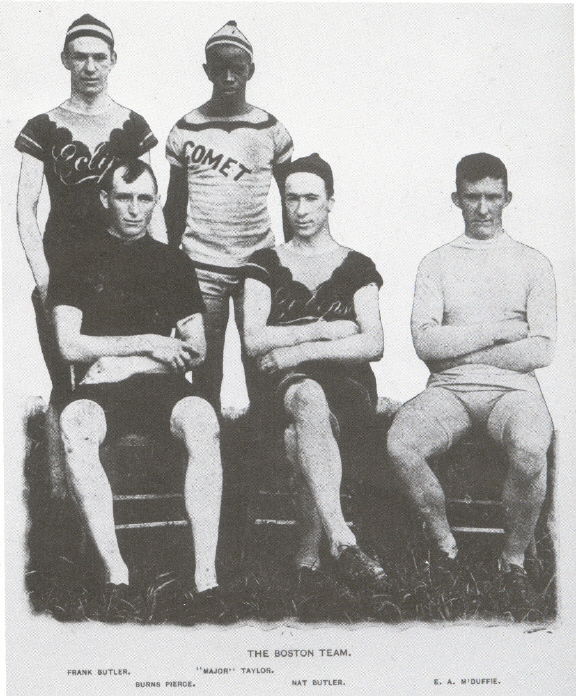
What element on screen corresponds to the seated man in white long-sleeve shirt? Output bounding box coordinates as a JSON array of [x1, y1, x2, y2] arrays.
[[387, 153, 556, 606]]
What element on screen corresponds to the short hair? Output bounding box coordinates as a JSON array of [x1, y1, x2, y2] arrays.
[[99, 160, 158, 194], [456, 153, 508, 192]]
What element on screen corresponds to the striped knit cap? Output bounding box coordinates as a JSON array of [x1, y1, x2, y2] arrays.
[[205, 20, 252, 59], [64, 14, 114, 50]]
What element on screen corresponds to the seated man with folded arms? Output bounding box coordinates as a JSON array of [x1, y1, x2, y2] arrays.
[[48, 159, 222, 599], [16, 14, 163, 499], [386, 153, 556, 606], [243, 154, 387, 590]]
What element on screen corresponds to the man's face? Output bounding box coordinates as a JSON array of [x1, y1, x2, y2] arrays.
[[285, 172, 334, 239], [62, 36, 116, 96], [100, 169, 158, 240], [204, 45, 254, 99], [452, 177, 512, 240]]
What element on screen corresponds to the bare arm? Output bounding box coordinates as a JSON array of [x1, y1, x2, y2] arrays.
[[175, 312, 206, 367], [53, 304, 197, 370], [16, 154, 49, 301], [243, 277, 359, 358], [80, 313, 206, 384], [430, 336, 554, 374], [258, 283, 384, 374], [163, 165, 188, 250]]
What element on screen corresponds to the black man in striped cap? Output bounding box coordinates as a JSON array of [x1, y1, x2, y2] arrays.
[[164, 20, 294, 412]]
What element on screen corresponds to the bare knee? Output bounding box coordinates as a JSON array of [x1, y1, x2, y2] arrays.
[[171, 396, 220, 442], [284, 380, 330, 424], [60, 400, 106, 450], [503, 425, 551, 481], [387, 414, 440, 470]]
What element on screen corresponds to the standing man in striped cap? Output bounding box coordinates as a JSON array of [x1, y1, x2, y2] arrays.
[[164, 20, 294, 411], [16, 14, 163, 499]]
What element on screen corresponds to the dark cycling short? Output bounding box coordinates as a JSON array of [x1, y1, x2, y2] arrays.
[[64, 374, 198, 440], [254, 361, 379, 481]]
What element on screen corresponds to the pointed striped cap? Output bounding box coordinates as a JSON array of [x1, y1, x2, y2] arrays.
[[64, 14, 114, 50], [205, 20, 252, 59]]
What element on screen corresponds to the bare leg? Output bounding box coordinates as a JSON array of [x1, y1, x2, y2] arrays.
[[193, 270, 231, 412], [285, 425, 323, 569], [171, 397, 222, 593], [233, 289, 260, 409], [488, 393, 553, 568], [387, 390, 470, 558], [284, 381, 356, 557], [46, 399, 67, 499], [60, 400, 128, 585]]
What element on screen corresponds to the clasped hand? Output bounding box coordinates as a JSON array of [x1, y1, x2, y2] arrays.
[[146, 335, 199, 372]]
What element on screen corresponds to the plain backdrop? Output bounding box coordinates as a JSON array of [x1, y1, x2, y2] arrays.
[[2, 3, 575, 695]]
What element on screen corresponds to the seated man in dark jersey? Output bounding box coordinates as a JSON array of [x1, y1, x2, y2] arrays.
[[16, 15, 163, 499], [48, 160, 222, 599], [243, 154, 387, 590]]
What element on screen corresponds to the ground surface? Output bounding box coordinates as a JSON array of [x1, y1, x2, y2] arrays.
[[23, 409, 556, 626]]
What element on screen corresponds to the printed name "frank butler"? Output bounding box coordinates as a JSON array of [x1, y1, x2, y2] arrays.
[[68, 669, 130, 676]]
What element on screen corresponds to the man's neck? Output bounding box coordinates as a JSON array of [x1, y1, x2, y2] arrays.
[[66, 90, 112, 115], [288, 227, 337, 255], [106, 227, 147, 243], [203, 94, 251, 117], [464, 224, 505, 241]]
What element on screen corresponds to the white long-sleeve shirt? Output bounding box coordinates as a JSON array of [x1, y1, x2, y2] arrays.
[[411, 232, 556, 392]]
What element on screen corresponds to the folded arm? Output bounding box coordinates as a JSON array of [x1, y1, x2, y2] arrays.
[[79, 313, 206, 384], [256, 283, 384, 374], [243, 277, 360, 358], [413, 318, 530, 362], [429, 336, 554, 374], [413, 251, 556, 373], [54, 305, 202, 383], [411, 259, 530, 361]]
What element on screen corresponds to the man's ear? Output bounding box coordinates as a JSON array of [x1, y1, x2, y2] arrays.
[[504, 190, 512, 207], [327, 196, 335, 213], [61, 51, 71, 70], [203, 63, 211, 81], [99, 189, 110, 210], [247, 61, 255, 80], [451, 191, 462, 209], [110, 50, 117, 68]]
